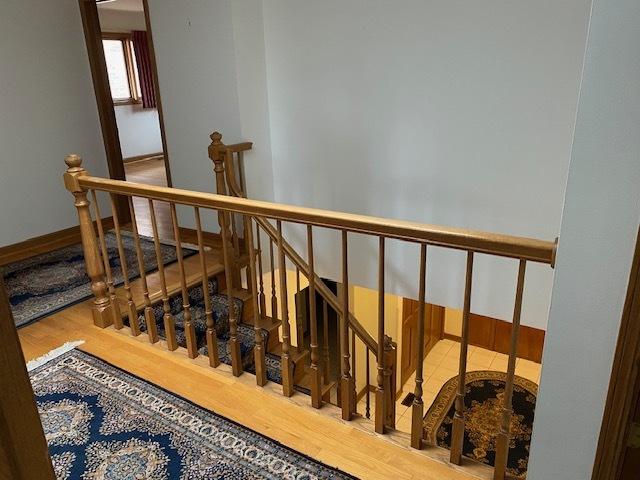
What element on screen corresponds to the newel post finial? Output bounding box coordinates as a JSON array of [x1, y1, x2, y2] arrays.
[[65, 153, 82, 170], [62, 154, 113, 328], [63, 154, 87, 193], [208, 131, 225, 163]]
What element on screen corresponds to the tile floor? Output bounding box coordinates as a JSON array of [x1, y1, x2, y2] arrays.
[[357, 339, 542, 434]]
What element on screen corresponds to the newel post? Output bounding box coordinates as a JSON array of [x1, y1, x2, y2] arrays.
[[63, 155, 113, 327], [209, 132, 241, 287], [383, 335, 398, 429]]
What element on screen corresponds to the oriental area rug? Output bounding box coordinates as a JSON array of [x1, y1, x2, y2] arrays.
[[3, 231, 195, 328], [29, 346, 354, 479], [423, 370, 537, 479]]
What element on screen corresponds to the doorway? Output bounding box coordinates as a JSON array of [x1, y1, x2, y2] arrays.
[[593, 227, 640, 480], [79, 0, 172, 238], [400, 299, 445, 386]]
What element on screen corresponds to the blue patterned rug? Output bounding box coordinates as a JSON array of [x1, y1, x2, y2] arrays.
[[29, 348, 355, 479], [2, 231, 196, 328]]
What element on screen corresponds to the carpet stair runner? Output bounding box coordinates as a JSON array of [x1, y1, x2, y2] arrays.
[[129, 279, 306, 391]]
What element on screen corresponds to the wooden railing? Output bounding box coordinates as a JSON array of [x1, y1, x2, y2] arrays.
[[63, 135, 556, 480]]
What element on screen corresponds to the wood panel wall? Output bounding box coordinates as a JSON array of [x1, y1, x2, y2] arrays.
[[400, 299, 445, 385], [446, 312, 545, 363]]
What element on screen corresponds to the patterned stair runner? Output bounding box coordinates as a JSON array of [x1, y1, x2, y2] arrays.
[[129, 280, 306, 392]]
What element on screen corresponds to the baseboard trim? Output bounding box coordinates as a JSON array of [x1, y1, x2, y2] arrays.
[[356, 384, 376, 403], [0, 217, 114, 267], [123, 152, 164, 164]]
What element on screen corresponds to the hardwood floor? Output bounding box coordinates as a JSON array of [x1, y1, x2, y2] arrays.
[[124, 157, 173, 240], [19, 293, 483, 480]]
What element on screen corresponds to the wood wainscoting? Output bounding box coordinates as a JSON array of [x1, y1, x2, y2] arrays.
[[444, 312, 545, 363], [400, 298, 445, 386], [0, 217, 114, 267]]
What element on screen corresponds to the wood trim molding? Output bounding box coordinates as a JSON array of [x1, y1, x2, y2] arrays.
[[445, 314, 545, 363], [592, 227, 640, 479], [0, 278, 55, 479], [142, 0, 172, 187], [123, 152, 164, 164], [0, 217, 114, 267], [77, 0, 130, 223]]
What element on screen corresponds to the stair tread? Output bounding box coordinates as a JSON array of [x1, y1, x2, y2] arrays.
[[270, 343, 309, 363], [242, 315, 281, 331], [295, 369, 337, 396]]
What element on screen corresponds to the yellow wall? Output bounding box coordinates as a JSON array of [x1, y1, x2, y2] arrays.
[[444, 307, 463, 337], [351, 284, 403, 396], [258, 270, 404, 395]]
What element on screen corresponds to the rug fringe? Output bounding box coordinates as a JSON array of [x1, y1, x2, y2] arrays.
[[26, 340, 85, 372]]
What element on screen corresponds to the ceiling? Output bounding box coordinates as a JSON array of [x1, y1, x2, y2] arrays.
[[97, 0, 143, 13]]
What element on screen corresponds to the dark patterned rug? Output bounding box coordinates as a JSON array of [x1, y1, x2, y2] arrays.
[[423, 370, 537, 479], [29, 348, 354, 479], [2, 231, 196, 328]]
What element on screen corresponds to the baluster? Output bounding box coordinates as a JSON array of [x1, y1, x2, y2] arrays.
[[323, 299, 330, 382], [340, 230, 355, 420], [450, 251, 474, 465], [91, 190, 122, 328], [128, 197, 158, 343], [494, 260, 527, 480], [109, 193, 138, 334], [307, 226, 322, 407], [218, 206, 242, 374], [230, 213, 242, 287], [277, 220, 294, 396], [169, 204, 198, 359], [375, 237, 386, 433], [269, 238, 278, 319], [384, 336, 398, 429], [352, 328, 357, 414], [63, 155, 112, 327], [255, 223, 267, 316], [246, 216, 267, 385], [194, 207, 220, 366], [366, 349, 371, 419], [149, 199, 177, 351], [411, 244, 427, 449]]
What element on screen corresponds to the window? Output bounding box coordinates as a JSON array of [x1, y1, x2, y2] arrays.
[[102, 33, 141, 105]]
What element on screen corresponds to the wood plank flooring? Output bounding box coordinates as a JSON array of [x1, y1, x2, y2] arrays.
[[19, 296, 483, 480], [124, 157, 173, 240]]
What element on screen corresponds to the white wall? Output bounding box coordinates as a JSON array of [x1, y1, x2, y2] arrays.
[[528, 0, 640, 477], [98, 8, 146, 32], [261, 1, 591, 329], [0, 0, 108, 247], [115, 104, 163, 158], [231, 0, 275, 202], [147, 0, 243, 231]]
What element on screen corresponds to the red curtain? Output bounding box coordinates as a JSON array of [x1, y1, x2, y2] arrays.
[[132, 31, 157, 109]]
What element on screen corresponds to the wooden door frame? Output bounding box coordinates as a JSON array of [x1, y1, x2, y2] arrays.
[[592, 226, 640, 479], [0, 278, 55, 479], [77, 0, 173, 215]]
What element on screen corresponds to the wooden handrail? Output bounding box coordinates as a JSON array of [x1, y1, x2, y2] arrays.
[[225, 141, 253, 153], [220, 148, 380, 354], [78, 176, 557, 265], [255, 218, 378, 353]]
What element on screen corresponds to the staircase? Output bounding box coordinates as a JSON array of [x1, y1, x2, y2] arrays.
[[62, 132, 556, 480]]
